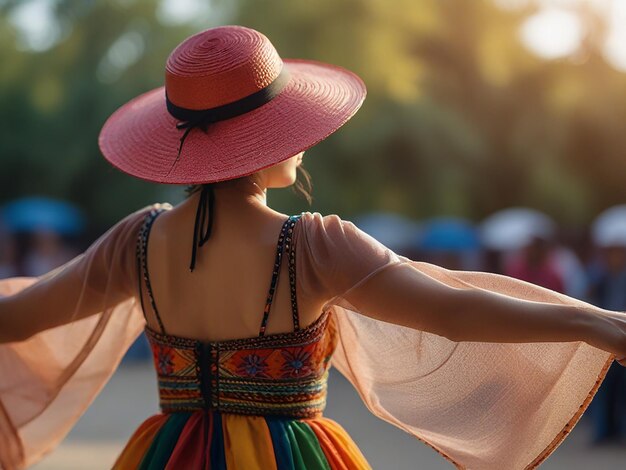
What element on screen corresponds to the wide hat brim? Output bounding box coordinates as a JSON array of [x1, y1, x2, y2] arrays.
[[98, 59, 366, 185]]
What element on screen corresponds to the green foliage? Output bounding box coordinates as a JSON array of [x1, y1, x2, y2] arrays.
[[1, 0, 626, 230], [234, 0, 626, 224], [0, 0, 197, 227]]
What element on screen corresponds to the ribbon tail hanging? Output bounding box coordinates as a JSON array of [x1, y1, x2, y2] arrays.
[[190, 185, 214, 272]]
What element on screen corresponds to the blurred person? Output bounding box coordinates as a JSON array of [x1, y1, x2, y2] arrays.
[[552, 246, 590, 301], [1, 26, 626, 470], [483, 247, 505, 275], [589, 246, 626, 311], [504, 235, 565, 293], [21, 229, 77, 277], [586, 244, 626, 445], [553, 229, 593, 302]]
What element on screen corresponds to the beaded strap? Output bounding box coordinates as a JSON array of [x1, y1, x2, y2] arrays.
[[286, 215, 301, 331], [136, 208, 168, 334], [259, 216, 292, 336], [259, 215, 300, 336]]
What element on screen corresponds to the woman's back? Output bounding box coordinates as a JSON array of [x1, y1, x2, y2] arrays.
[[141, 183, 328, 341]]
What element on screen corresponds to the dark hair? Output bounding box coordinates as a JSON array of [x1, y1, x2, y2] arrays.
[[184, 165, 313, 204], [293, 165, 313, 205]]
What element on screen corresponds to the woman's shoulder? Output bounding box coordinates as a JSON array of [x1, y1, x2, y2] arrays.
[[297, 210, 393, 259], [124, 201, 173, 225], [119, 202, 174, 221], [295, 210, 402, 299], [147, 201, 174, 214], [93, 202, 174, 252], [299, 210, 344, 221], [297, 211, 363, 252], [298, 211, 354, 232]]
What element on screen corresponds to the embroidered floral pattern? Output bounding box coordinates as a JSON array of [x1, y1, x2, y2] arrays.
[[237, 353, 270, 377], [154, 345, 175, 375], [145, 313, 337, 417], [281, 348, 313, 378]]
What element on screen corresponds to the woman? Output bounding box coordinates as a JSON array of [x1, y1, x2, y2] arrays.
[[0, 25, 625, 470]]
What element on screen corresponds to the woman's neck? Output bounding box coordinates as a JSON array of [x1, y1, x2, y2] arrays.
[[213, 177, 267, 207], [176, 177, 269, 218]]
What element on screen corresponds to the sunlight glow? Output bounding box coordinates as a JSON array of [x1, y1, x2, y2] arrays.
[[8, 0, 60, 52], [520, 8, 583, 59], [97, 31, 146, 83], [603, 1, 626, 71], [157, 0, 211, 25], [506, 0, 626, 73], [492, 0, 532, 10], [538, 0, 607, 13]]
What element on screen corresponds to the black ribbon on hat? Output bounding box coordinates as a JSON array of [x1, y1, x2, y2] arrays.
[[165, 67, 290, 272], [166, 67, 291, 160]]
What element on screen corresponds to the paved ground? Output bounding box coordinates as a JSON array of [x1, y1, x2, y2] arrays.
[[32, 364, 626, 470]]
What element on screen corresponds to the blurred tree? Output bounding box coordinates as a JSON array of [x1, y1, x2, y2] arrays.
[[1, 0, 625, 233], [0, 0, 211, 232], [235, 0, 626, 225]]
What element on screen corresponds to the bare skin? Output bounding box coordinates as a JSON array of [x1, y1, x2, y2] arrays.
[[140, 152, 323, 341]]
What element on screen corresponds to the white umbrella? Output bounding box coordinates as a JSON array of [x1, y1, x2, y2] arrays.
[[592, 205, 626, 247], [480, 207, 556, 251]]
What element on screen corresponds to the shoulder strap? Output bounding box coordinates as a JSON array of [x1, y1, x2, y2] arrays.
[[258, 215, 302, 336], [286, 214, 302, 331], [136, 207, 167, 334]]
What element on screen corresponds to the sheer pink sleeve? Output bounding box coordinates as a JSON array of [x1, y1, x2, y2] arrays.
[[0, 202, 170, 470], [297, 211, 613, 470]]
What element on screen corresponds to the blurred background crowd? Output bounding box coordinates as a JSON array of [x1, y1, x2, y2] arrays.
[[3, 0, 626, 467]]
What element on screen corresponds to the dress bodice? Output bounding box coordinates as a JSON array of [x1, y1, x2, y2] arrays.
[[136, 208, 338, 418], [145, 311, 336, 417]]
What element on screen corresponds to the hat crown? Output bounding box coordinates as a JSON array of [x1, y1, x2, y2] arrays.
[[165, 26, 283, 111]]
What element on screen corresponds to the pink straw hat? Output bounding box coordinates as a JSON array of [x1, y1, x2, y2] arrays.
[[98, 25, 367, 185]]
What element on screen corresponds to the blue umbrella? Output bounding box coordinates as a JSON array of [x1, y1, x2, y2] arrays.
[[1, 197, 85, 235], [418, 217, 480, 252]]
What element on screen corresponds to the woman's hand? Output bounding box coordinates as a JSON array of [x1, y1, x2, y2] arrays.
[[586, 310, 626, 367]]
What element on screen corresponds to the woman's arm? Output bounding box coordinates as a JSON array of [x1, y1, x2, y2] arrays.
[[0, 205, 161, 469], [344, 261, 626, 358], [299, 212, 626, 358], [0, 258, 130, 342], [302, 212, 621, 469], [0, 204, 157, 343], [0, 262, 86, 343]]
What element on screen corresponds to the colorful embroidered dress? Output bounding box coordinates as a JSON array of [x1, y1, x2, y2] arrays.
[[113, 209, 369, 469]]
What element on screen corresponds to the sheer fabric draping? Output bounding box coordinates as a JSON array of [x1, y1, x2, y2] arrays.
[[0, 203, 613, 470]]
